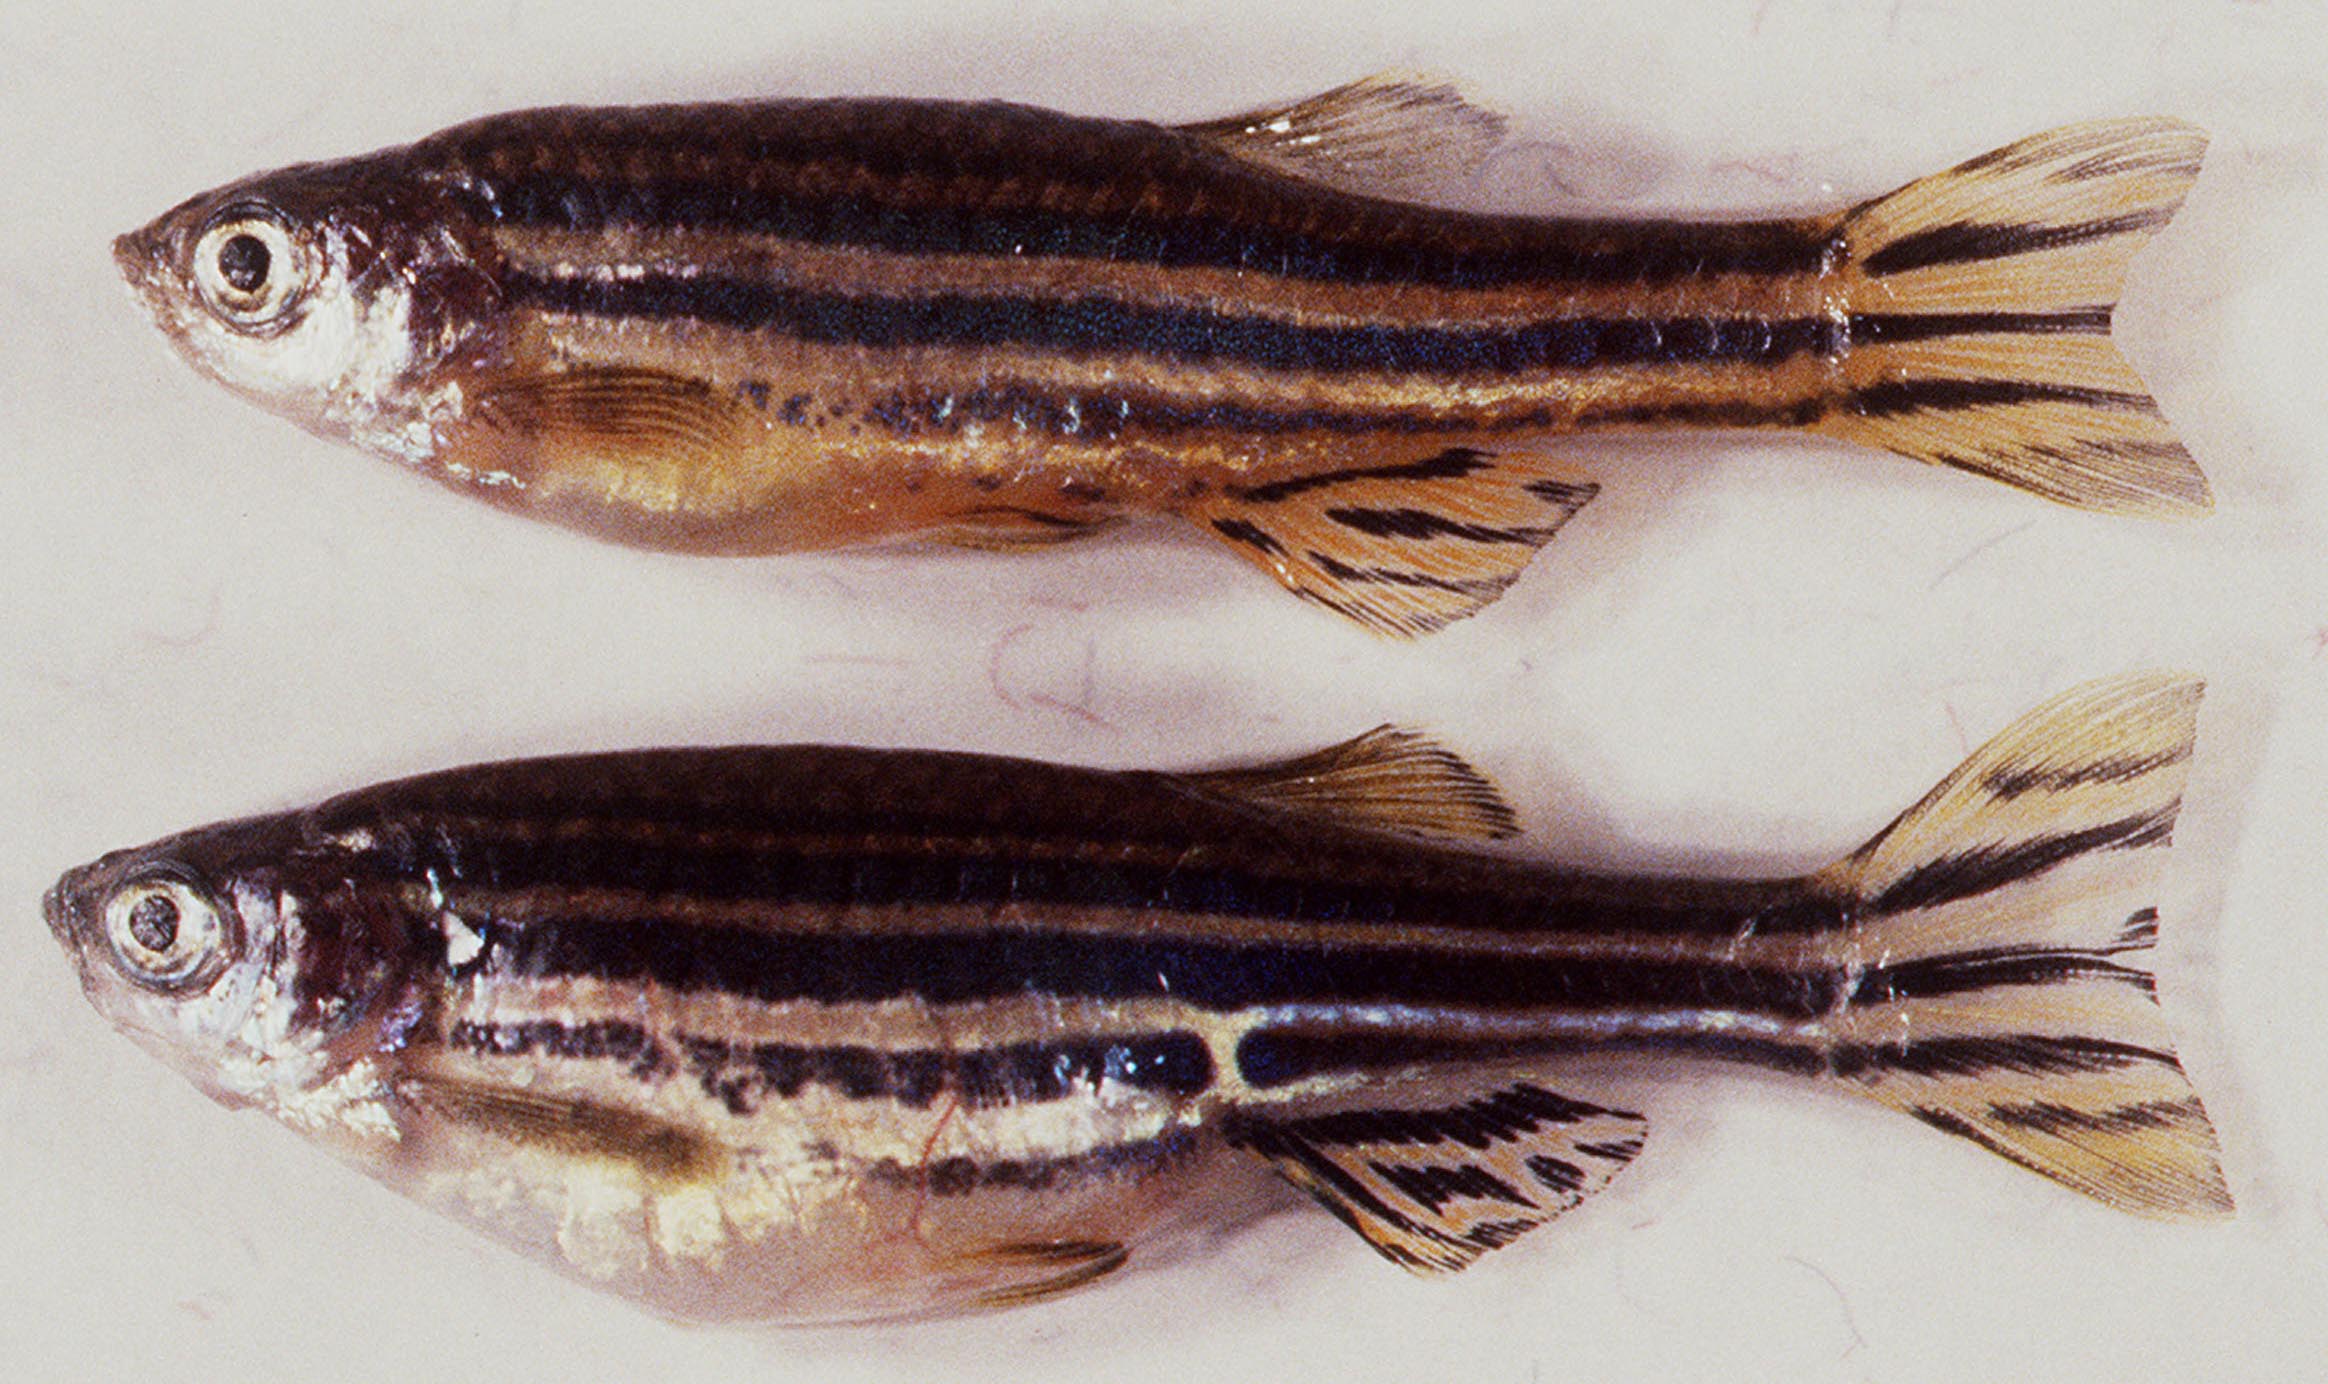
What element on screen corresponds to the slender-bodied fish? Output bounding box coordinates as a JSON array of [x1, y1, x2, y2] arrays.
[[47, 674, 2229, 1322], [114, 78, 2210, 634]]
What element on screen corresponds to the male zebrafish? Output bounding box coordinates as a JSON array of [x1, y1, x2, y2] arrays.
[[113, 78, 2210, 635], [47, 674, 2229, 1322]]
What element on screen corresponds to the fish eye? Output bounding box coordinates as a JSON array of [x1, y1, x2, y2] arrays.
[[191, 207, 307, 330], [101, 874, 235, 990]]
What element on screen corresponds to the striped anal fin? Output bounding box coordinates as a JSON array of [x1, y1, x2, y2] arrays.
[[1226, 1083, 1646, 1273], [1813, 672, 2232, 1218], [1823, 118, 2212, 517], [1188, 446, 1598, 636]]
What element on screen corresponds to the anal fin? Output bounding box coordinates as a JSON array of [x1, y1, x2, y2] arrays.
[[1180, 725, 1519, 842], [1226, 1082, 1646, 1274], [1189, 446, 1598, 636]]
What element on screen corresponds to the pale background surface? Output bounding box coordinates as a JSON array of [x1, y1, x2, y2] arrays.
[[4, 2, 2326, 1379]]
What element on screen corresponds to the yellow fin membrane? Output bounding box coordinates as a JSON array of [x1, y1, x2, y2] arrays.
[[1227, 1083, 1646, 1274], [1180, 725, 1520, 842], [1813, 672, 2232, 1218], [1189, 445, 1598, 637], [1824, 119, 2213, 517]]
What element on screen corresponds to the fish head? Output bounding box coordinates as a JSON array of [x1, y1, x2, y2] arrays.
[[114, 158, 497, 461], [46, 811, 415, 1113]]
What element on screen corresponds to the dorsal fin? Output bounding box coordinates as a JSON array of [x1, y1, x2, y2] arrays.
[[1183, 726, 1519, 842], [1226, 1082, 1647, 1274], [1178, 72, 1508, 198]]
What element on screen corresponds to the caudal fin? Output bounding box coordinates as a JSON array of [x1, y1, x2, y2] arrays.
[[1813, 673, 2232, 1218], [1820, 119, 2213, 518]]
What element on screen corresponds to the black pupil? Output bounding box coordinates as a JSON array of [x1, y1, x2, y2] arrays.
[[126, 893, 181, 953], [217, 234, 271, 294]]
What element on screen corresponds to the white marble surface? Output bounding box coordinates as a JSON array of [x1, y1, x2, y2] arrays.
[[3, 1, 2325, 1379]]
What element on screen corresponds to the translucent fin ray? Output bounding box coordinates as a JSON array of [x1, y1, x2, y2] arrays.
[[1816, 673, 2231, 1218], [1179, 72, 1508, 197], [1822, 118, 2212, 517], [1182, 725, 1520, 842], [397, 1074, 724, 1187]]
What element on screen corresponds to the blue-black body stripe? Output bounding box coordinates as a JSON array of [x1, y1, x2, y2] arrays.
[[424, 831, 1846, 941], [459, 166, 1833, 290], [504, 269, 1848, 374], [468, 911, 1847, 1017]]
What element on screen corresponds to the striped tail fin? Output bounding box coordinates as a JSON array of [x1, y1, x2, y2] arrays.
[[1820, 119, 2213, 518], [1813, 673, 2232, 1218]]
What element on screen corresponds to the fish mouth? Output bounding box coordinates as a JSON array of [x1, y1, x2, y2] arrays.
[[111, 226, 152, 284], [40, 874, 100, 995], [41, 877, 80, 948], [110, 224, 174, 316]]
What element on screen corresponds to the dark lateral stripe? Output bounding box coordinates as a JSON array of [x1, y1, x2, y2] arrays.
[[445, 1019, 1213, 1111], [435, 828, 1846, 940], [1869, 804, 2177, 915], [472, 170, 1830, 289], [864, 1129, 1203, 1197], [1232, 1083, 1629, 1148], [1982, 742, 2186, 799], [678, 1030, 1213, 1113], [1847, 306, 2113, 343], [476, 913, 1844, 1017], [1860, 208, 2173, 277], [1237, 447, 1493, 502], [1322, 506, 1549, 545], [1233, 1027, 1830, 1087], [1987, 1096, 2199, 1136], [1848, 948, 2155, 1006], [1851, 377, 2157, 418], [444, 1018, 673, 1078], [506, 270, 1843, 376], [1829, 1033, 2178, 1081]]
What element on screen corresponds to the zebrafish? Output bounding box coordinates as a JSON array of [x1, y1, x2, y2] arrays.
[[46, 674, 2229, 1322], [112, 78, 2211, 635]]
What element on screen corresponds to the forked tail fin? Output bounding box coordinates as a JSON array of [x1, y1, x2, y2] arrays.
[[1812, 673, 2232, 1218], [1821, 119, 2213, 518]]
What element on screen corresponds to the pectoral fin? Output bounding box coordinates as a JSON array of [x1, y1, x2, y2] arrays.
[[1226, 1082, 1646, 1273], [956, 1240, 1131, 1308], [922, 506, 1121, 550], [463, 367, 758, 470], [397, 1074, 723, 1188], [1181, 725, 1519, 842], [1179, 72, 1508, 196], [1188, 446, 1598, 636], [443, 367, 770, 535]]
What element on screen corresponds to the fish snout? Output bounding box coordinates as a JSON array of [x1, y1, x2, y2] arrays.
[[112, 226, 154, 283], [40, 872, 104, 994], [42, 876, 81, 948]]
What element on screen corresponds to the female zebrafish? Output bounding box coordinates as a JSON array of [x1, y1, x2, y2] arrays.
[[113, 78, 2210, 634], [46, 674, 2230, 1322]]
